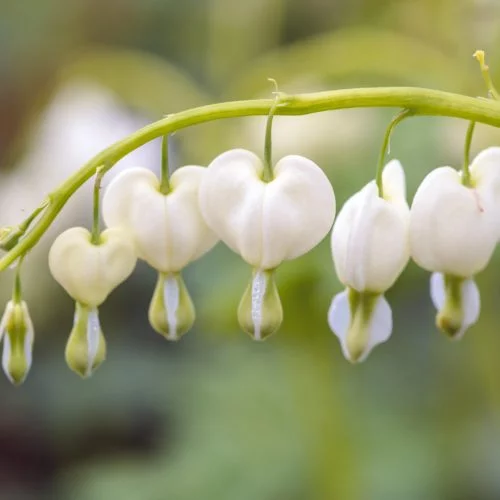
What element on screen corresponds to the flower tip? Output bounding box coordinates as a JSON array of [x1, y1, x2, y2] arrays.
[[237, 270, 283, 341], [148, 273, 195, 341]]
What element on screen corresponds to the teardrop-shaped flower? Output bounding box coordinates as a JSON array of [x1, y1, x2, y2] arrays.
[[102, 166, 218, 340], [198, 149, 336, 270], [49, 227, 137, 307], [410, 148, 500, 338], [102, 166, 218, 273], [0, 300, 34, 385], [328, 160, 410, 362]]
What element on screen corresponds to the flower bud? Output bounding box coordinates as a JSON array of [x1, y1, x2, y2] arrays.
[[328, 288, 391, 363], [102, 167, 218, 273], [148, 273, 195, 341], [0, 300, 34, 385], [199, 149, 335, 269], [237, 270, 283, 340], [65, 302, 106, 378], [49, 227, 136, 307], [0, 226, 23, 251]]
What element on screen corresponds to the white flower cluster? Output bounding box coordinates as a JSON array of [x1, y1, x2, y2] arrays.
[[3, 146, 499, 382]]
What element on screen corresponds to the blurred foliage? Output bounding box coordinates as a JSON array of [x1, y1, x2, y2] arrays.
[[2, 0, 500, 499]]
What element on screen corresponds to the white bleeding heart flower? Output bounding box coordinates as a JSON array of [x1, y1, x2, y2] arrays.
[[102, 166, 217, 340], [198, 148, 335, 339], [0, 300, 34, 385], [410, 148, 500, 338], [328, 160, 410, 362], [49, 227, 137, 307], [102, 166, 218, 273], [198, 149, 336, 270]]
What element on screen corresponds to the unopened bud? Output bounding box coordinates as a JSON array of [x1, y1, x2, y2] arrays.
[[237, 269, 283, 341], [65, 302, 106, 378], [0, 226, 23, 251], [0, 300, 34, 385], [148, 273, 195, 341]]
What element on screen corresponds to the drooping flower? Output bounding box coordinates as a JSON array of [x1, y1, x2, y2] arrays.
[[49, 226, 136, 376], [410, 148, 500, 339], [198, 148, 336, 339], [0, 300, 34, 385], [102, 166, 218, 340], [328, 160, 410, 362]]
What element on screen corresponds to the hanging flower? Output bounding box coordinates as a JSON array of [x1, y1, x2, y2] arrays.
[[0, 300, 34, 385], [49, 226, 136, 376], [102, 166, 218, 340], [328, 160, 410, 362], [410, 148, 500, 339], [199, 148, 336, 339]]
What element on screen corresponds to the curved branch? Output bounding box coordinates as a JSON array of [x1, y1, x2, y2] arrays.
[[2, 86, 500, 272]]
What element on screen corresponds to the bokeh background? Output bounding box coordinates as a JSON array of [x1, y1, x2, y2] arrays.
[[2, 0, 500, 499]]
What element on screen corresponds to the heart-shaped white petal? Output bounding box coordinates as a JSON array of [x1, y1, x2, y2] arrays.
[[331, 160, 410, 292], [328, 289, 392, 363], [410, 166, 498, 277], [198, 149, 335, 269], [102, 166, 218, 273], [49, 227, 137, 306]]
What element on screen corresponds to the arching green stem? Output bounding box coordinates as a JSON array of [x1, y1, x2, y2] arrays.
[[375, 109, 413, 198], [462, 121, 476, 187], [3, 87, 500, 273]]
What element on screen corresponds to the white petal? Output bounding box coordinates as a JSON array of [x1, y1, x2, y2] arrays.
[[363, 294, 392, 361], [331, 172, 409, 293], [327, 289, 351, 361], [49, 227, 137, 306], [199, 149, 335, 269], [410, 166, 498, 276], [328, 291, 393, 362], [430, 272, 445, 311], [103, 166, 218, 272]]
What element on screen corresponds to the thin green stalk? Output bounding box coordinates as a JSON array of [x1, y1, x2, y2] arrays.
[[262, 79, 281, 182], [474, 50, 500, 100], [462, 121, 476, 187], [91, 167, 105, 245], [160, 135, 170, 193], [375, 109, 413, 198], [12, 256, 24, 304], [2, 87, 500, 272]]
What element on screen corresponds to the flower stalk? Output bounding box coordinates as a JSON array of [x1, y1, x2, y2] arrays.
[[3, 86, 500, 273]]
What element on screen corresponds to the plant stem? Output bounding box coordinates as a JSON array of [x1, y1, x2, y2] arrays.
[[91, 167, 105, 245], [160, 135, 170, 193], [375, 109, 413, 198], [462, 121, 476, 187], [262, 79, 281, 182], [2, 86, 500, 272]]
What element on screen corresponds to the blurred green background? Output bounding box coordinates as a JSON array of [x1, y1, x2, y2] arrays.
[[2, 0, 500, 499]]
